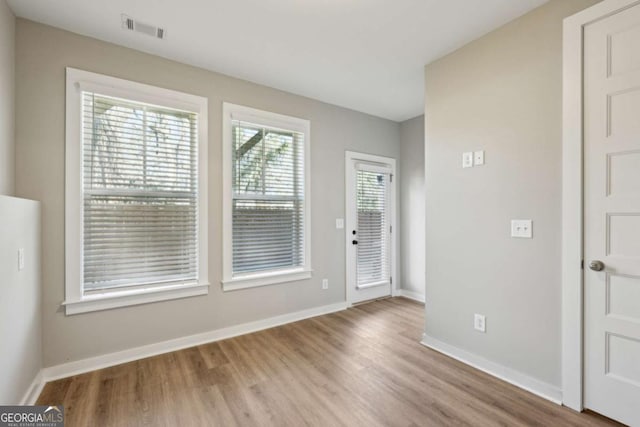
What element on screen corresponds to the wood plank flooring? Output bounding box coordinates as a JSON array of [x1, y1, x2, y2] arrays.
[[37, 298, 620, 426]]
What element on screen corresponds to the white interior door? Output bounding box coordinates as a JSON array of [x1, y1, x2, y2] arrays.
[[584, 4, 640, 425], [346, 153, 395, 305]]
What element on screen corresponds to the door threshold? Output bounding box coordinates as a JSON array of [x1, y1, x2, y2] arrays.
[[351, 296, 392, 306]]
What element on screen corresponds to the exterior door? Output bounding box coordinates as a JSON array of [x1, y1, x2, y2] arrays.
[[346, 153, 395, 305], [584, 4, 640, 425]]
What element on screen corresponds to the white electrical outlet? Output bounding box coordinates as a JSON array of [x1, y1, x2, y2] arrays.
[[335, 218, 344, 229], [474, 314, 486, 333], [322, 279, 329, 290], [473, 150, 485, 166], [18, 248, 25, 271]]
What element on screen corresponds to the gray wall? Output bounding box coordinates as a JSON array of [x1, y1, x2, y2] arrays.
[[15, 19, 400, 367], [400, 115, 425, 298], [0, 196, 41, 404], [0, 0, 14, 196], [423, 0, 598, 388]]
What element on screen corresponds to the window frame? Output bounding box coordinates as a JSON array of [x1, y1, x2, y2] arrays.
[[64, 68, 209, 315], [222, 102, 312, 291]]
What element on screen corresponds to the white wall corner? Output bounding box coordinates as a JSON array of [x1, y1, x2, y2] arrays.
[[20, 371, 45, 405], [421, 333, 562, 405], [398, 289, 425, 303]]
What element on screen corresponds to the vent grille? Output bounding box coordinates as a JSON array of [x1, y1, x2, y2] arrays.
[[125, 17, 134, 30], [121, 15, 166, 40]]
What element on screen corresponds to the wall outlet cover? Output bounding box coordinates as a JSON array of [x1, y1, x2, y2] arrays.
[[18, 248, 25, 271], [462, 152, 474, 168], [474, 314, 486, 332], [473, 150, 485, 166]]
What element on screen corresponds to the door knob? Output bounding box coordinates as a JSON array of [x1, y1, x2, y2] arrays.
[[589, 260, 605, 272]]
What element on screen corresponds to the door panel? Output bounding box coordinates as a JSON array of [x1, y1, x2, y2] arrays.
[[346, 155, 394, 305], [584, 4, 640, 425], [608, 150, 640, 196], [607, 274, 640, 321], [356, 167, 391, 290]]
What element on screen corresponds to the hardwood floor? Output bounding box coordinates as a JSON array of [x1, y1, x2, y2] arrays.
[[37, 298, 620, 426]]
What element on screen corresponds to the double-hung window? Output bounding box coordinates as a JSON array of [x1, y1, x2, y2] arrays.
[[222, 103, 311, 290], [64, 68, 208, 314]]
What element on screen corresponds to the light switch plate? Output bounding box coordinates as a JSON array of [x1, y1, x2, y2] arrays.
[[474, 150, 485, 166], [18, 248, 25, 271], [474, 314, 486, 333], [462, 152, 473, 168], [335, 218, 344, 229], [511, 220, 533, 238]]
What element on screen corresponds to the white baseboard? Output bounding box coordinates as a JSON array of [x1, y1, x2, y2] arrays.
[[421, 333, 562, 405], [398, 289, 425, 303], [20, 370, 45, 405], [41, 301, 348, 383]]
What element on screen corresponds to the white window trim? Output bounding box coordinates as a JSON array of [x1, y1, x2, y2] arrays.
[[222, 103, 312, 291], [64, 68, 209, 315]]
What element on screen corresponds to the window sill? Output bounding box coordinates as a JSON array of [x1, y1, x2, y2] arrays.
[[63, 282, 209, 315], [222, 269, 312, 291]]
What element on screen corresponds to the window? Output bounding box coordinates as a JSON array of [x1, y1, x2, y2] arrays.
[[222, 103, 311, 290], [64, 68, 208, 314], [356, 167, 391, 288]]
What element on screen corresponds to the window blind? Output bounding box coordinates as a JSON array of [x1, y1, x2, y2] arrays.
[[356, 170, 390, 287], [231, 121, 305, 275], [82, 92, 198, 292]]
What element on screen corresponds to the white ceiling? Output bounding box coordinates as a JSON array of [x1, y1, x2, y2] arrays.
[[7, 0, 548, 122]]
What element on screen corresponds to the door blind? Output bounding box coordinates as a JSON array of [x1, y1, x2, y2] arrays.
[[356, 169, 390, 287], [82, 92, 199, 292], [231, 121, 305, 275]]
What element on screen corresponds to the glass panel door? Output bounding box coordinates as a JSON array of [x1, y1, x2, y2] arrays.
[[356, 166, 390, 289]]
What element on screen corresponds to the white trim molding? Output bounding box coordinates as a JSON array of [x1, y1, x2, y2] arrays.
[[63, 283, 210, 315], [64, 68, 209, 315], [561, 0, 640, 411], [20, 371, 45, 405], [421, 334, 562, 405], [222, 270, 313, 292], [398, 289, 425, 303], [40, 302, 348, 383]]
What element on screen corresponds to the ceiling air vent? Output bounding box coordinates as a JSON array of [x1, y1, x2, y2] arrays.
[[121, 15, 166, 40]]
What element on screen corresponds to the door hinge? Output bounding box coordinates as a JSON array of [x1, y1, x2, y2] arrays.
[[390, 225, 392, 233], [390, 174, 393, 183], [581, 259, 584, 270], [390, 277, 393, 285]]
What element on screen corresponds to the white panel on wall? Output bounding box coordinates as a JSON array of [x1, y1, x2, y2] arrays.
[[0, 196, 41, 404]]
